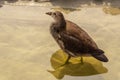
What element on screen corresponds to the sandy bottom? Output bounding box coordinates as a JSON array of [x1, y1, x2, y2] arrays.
[[0, 5, 120, 80]]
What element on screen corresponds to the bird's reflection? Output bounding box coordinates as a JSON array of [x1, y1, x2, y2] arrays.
[[48, 49, 108, 79]]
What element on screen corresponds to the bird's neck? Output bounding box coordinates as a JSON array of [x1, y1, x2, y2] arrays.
[[55, 18, 66, 31]]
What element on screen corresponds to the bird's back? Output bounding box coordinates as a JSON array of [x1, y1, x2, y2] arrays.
[[65, 20, 98, 52]]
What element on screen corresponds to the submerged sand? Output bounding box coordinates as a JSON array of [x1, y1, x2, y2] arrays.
[[0, 5, 120, 80]]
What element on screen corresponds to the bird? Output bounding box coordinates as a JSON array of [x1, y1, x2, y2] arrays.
[[46, 11, 108, 65]]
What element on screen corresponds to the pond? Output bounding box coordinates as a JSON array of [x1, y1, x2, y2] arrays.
[[0, 5, 120, 80]]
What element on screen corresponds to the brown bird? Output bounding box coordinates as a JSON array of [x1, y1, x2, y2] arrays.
[[46, 11, 108, 65]]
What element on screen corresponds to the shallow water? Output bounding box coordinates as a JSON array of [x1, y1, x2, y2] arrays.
[[0, 5, 120, 80]]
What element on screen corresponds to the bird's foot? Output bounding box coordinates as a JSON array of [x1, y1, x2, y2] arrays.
[[80, 61, 84, 65], [60, 61, 70, 67]]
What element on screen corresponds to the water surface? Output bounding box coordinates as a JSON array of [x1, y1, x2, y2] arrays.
[[0, 5, 120, 80]]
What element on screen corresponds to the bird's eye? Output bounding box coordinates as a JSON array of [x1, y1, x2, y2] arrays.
[[53, 13, 56, 15]]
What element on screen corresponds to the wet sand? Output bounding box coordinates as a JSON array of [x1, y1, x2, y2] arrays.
[[0, 5, 120, 80]]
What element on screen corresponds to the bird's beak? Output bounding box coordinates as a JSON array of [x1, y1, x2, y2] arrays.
[[46, 12, 52, 16]]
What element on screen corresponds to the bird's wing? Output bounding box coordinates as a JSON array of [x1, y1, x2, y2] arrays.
[[66, 20, 99, 52], [59, 31, 85, 56], [62, 22, 108, 62]]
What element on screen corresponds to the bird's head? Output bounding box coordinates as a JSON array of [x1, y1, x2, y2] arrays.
[[46, 11, 65, 22]]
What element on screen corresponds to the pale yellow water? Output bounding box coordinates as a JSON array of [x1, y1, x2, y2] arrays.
[[0, 5, 120, 80]]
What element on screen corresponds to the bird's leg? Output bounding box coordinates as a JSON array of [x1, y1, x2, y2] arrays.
[[64, 55, 71, 64], [61, 55, 71, 66], [80, 56, 84, 64]]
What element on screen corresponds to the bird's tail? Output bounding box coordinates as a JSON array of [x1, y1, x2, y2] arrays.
[[92, 49, 108, 62]]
